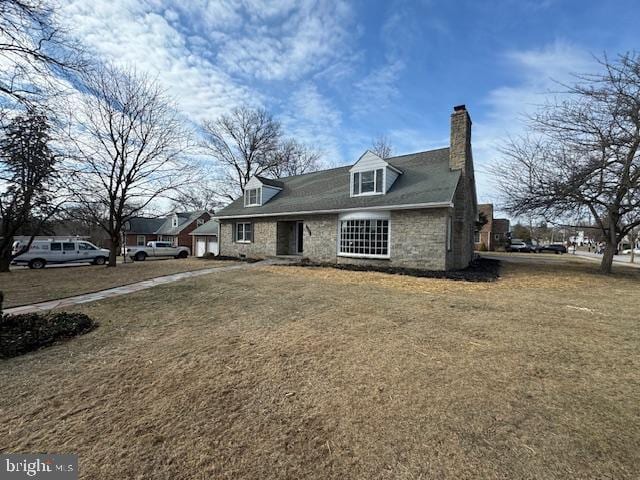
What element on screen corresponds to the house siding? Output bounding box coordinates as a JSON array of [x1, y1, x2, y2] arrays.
[[219, 208, 451, 270]]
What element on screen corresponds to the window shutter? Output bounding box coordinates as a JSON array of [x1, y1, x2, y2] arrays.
[[353, 172, 360, 195], [233, 223, 237, 243]]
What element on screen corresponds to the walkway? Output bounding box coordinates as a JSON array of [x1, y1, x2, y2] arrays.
[[4, 259, 290, 316], [572, 251, 640, 269]]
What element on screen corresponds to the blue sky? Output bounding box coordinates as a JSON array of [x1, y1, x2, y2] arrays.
[[58, 0, 640, 205]]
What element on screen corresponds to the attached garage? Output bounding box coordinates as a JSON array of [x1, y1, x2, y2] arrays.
[[190, 220, 219, 257]]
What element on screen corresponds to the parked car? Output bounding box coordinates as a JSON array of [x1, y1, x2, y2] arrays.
[[11, 239, 110, 269], [125, 241, 190, 261], [506, 239, 535, 253], [536, 243, 568, 254], [622, 247, 640, 255]]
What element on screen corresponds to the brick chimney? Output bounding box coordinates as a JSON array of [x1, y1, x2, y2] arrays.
[[449, 104, 472, 175]]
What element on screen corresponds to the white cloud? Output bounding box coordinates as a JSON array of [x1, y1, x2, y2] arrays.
[[474, 40, 595, 203], [280, 83, 344, 166], [57, 0, 357, 123], [352, 60, 405, 117]]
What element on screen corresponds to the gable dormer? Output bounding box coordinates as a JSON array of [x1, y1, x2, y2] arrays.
[[349, 150, 402, 197], [171, 213, 179, 228], [243, 175, 283, 207]]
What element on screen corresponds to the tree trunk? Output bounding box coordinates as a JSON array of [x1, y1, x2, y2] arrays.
[[108, 235, 119, 267], [600, 242, 615, 274], [0, 255, 11, 273]]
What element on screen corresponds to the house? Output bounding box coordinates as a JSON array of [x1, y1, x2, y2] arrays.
[[213, 105, 478, 270], [189, 219, 219, 256], [123, 211, 211, 249], [475, 204, 510, 251]]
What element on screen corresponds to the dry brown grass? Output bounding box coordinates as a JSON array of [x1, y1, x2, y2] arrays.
[[0, 256, 638, 479], [0, 258, 234, 307]]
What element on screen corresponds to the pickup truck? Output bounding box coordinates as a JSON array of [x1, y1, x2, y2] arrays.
[[126, 241, 190, 261]]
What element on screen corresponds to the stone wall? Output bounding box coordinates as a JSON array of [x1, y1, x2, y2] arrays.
[[219, 219, 277, 257], [220, 209, 450, 270]]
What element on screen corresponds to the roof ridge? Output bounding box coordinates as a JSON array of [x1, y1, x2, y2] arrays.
[[271, 147, 450, 182]]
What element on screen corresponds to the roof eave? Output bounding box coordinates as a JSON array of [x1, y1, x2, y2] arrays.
[[213, 201, 454, 220]]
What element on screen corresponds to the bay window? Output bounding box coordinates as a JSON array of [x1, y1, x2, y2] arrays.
[[338, 218, 389, 257]]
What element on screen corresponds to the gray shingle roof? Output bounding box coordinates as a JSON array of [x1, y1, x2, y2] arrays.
[[255, 175, 284, 188], [125, 217, 166, 234], [215, 148, 459, 218], [189, 219, 219, 235], [156, 211, 207, 235]]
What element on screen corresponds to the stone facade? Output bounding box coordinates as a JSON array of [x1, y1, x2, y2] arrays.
[[219, 208, 452, 270]]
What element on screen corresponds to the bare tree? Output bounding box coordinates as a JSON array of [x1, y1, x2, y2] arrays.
[[201, 106, 281, 200], [68, 64, 194, 266], [491, 53, 640, 274], [0, 0, 85, 107], [168, 179, 222, 213], [0, 110, 60, 271], [371, 134, 393, 159], [267, 139, 322, 178]]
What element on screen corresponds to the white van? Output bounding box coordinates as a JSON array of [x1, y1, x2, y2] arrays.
[[11, 239, 111, 269]]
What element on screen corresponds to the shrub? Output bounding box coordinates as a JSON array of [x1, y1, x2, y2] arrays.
[[0, 311, 97, 359], [201, 252, 218, 259], [479, 242, 488, 251]]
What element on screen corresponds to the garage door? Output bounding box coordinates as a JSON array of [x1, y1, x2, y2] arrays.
[[196, 238, 206, 257], [207, 238, 219, 255]]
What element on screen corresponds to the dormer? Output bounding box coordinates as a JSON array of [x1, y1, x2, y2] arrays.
[[171, 213, 179, 228], [349, 150, 402, 197], [243, 175, 283, 207]]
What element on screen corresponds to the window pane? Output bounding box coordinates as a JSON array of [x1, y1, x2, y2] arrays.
[[236, 223, 243, 241], [244, 223, 252, 242], [361, 171, 374, 193], [63, 242, 75, 251], [375, 169, 383, 192], [339, 218, 389, 256], [51, 242, 61, 251], [353, 172, 360, 195]]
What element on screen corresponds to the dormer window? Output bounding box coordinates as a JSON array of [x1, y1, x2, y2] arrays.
[[352, 169, 384, 196], [172, 215, 178, 228], [244, 187, 261, 207]]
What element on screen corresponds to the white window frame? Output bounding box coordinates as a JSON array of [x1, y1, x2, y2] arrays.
[[136, 235, 146, 246], [235, 222, 252, 243], [244, 187, 262, 207], [337, 212, 390, 259], [351, 168, 385, 197], [172, 216, 178, 228]]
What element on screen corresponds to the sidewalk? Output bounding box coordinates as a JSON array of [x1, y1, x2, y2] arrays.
[[572, 251, 640, 269], [4, 260, 280, 315]]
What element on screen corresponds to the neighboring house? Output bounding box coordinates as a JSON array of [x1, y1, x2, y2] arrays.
[[123, 211, 211, 249], [189, 219, 219, 256], [213, 105, 478, 270], [475, 204, 510, 251]]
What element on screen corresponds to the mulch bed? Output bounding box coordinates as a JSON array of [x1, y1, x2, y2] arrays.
[[285, 256, 501, 282], [1, 312, 97, 359]]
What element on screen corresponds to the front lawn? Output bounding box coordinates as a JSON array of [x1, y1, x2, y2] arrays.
[[0, 258, 234, 307], [0, 258, 637, 479]]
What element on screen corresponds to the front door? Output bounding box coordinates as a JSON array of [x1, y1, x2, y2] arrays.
[[296, 221, 304, 254]]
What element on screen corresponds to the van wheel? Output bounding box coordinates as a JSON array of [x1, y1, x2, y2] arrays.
[[135, 252, 147, 261], [93, 256, 106, 265], [177, 251, 188, 259], [28, 258, 46, 269]]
